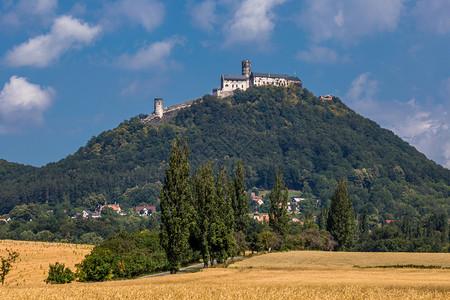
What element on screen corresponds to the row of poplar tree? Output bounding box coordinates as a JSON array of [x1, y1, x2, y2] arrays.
[[159, 137, 356, 273], [159, 137, 250, 273]]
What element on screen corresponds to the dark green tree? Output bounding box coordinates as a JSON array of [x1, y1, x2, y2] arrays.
[[268, 170, 289, 237], [159, 137, 193, 273], [326, 179, 355, 251], [192, 162, 216, 267], [231, 160, 249, 233], [358, 209, 369, 240], [317, 207, 328, 230], [45, 262, 75, 284], [212, 165, 235, 262]]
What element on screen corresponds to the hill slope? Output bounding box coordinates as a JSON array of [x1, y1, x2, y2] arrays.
[[0, 86, 448, 218]]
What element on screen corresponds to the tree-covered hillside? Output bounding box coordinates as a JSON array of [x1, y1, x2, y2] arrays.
[[0, 86, 448, 219]]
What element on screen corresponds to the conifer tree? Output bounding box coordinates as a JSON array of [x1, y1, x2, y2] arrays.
[[159, 137, 192, 273], [326, 179, 355, 251], [231, 160, 249, 233], [269, 170, 289, 237]]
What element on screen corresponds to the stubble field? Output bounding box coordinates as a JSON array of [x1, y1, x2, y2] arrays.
[[0, 241, 449, 299]]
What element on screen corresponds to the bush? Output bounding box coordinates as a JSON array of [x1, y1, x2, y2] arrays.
[[76, 230, 168, 282], [45, 262, 75, 284], [300, 229, 337, 251]]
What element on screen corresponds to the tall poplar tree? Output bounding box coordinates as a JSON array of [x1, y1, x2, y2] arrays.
[[159, 137, 192, 273], [231, 160, 249, 233], [269, 170, 289, 237], [326, 179, 355, 251], [192, 163, 235, 267], [213, 165, 235, 262], [192, 162, 216, 267]]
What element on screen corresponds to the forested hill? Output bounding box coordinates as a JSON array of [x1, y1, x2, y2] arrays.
[[0, 86, 449, 219]]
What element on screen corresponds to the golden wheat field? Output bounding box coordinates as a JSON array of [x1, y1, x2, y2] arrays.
[[0, 240, 93, 286], [0, 241, 449, 299]]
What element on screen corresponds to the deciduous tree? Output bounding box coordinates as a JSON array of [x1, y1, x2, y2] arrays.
[[0, 249, 19, 285]]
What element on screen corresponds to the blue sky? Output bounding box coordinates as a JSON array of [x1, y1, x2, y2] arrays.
[[0, 0, 449, 169]]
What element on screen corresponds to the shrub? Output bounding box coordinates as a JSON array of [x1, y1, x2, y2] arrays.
[[76, 230, 168, 282], [45, 262, 75, 284]]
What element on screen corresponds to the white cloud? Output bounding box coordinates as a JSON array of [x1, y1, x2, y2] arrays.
[[116, 37, 184, 71], [102, 0, 165, 32], [346, 72, 379, 101], [5, 15, 101, 68], [223, 0, 286, 47], [296, 45, 347, 64], [189, 0, 218, 32], [413, 0, 450, 35], [299, 0, 406, 42], [0, 76, 55, 133], [0, 0, 57, 29], [346, 73, 450, 169]]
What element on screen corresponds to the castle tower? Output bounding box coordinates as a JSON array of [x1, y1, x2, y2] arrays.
[[154, 98, 163, 118], [242, 60, 251, 78]]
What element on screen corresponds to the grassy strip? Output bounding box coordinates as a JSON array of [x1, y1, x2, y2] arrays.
[[354, 264, 450, 269]]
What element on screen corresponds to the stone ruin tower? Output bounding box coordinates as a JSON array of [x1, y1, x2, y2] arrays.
[[242, 60, 251, 79], [154, 98, 163, 118]]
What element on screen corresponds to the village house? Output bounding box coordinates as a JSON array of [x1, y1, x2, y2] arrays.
[[136, 206, 156, 216], [253, 211, 270, 223], [100, 203, 122, 213], [251, 192, 264, 206], [319, 95, 333, 100]]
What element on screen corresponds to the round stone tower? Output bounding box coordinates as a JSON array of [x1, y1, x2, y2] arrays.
[[242, 60, 251, 78], [154, 98, 163, 118]]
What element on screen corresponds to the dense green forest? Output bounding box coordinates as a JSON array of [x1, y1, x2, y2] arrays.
[[0, 85, 449, 243]]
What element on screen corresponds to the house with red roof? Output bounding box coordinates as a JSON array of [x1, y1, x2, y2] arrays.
[[136, 206, 156, 216]]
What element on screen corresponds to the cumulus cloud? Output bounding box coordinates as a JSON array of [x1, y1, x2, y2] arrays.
[[296, 45, 348, 64], [299, 0, 406, 42], [116, 36, 185, 71], [0, 76, 55, 133], [102, 0, 165, 32], [0, 0, 57, 29], [413, 0, 450, 35], [223, 0, 286, 47], [5, 15, 101, 68], [189, 0, 218, 32], [346, 73, 450, 169]]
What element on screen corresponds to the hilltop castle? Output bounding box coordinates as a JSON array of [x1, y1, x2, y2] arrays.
[[212, 60, 302, 98], [143, 60, 302, 123]]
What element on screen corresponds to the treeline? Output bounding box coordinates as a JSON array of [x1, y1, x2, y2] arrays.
[[0, 202, 159, 244], [354, 212, 449, 252]]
